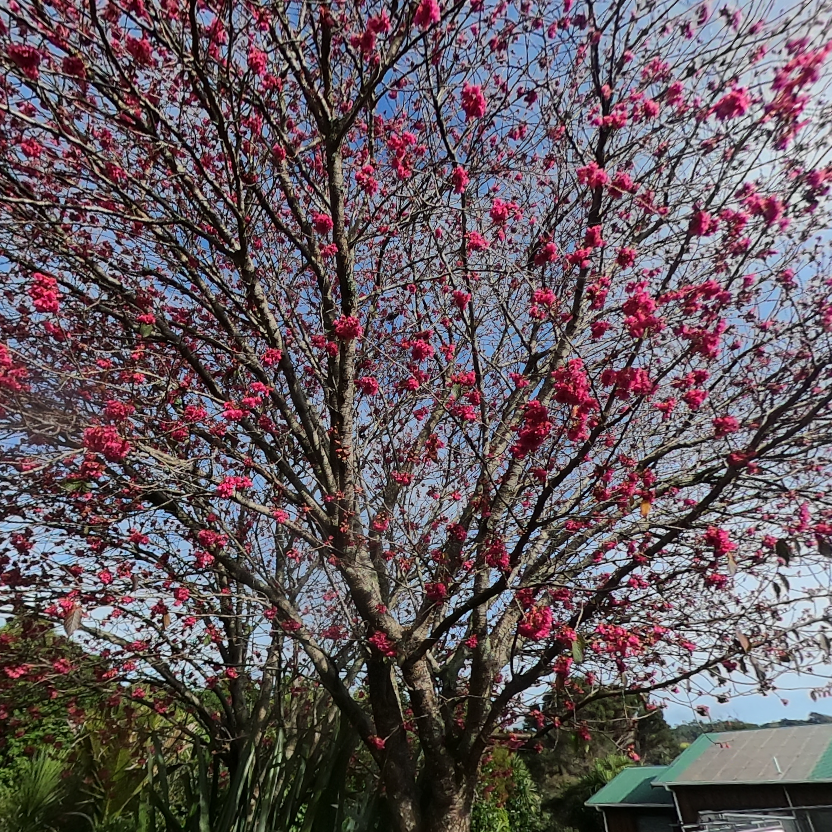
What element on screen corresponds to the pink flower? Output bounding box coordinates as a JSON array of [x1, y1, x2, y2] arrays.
[[197, 529, 228, 549], [368, 735, 386, 750], [551, 359, 595, 408], [372, 515, 390, 532], [518, 605, 553, 641], [682, 388, 708, 408], [355, 164, 379, 195], [52, 658, 73, 674], [704, 526, 737, 556], [262, 348, 282, 366], [713, 88, 751, 120], [576, 162, 609, 189], [642, 98, 660, 118], [8, 44, 42, 79], [484, 537, 510, 570], [369, 631, 397, 656], [584, 225, 605, 248], [223, 402, 246, 421], [622, 283, 664, 339], [451, 165, 469, 194], [602, 367, 654, 399], [689, 210, 717, 236], [511, 400, 552, 459], [216, 475, 253, 497], [713, 415, 740, 437], [466, 231, 489, 252], [461, 83, 487, 121], [312, 212, 334, 235], [125, 36, 154, 66], [452, 290, 471, 310], [83, 425, 130, 462], [352, 28, 377, 55], [616, 247, 637, 268], [533, 288, 557, 307], [425, 582, 448, 601], [28, 273, 61, 314], [489, 198, 518, 225], [62, 55, 86, 79], [247, 46, 268, 75], [357, 376, 380, 395], [414, 0, 441, 29], [411, 340, 434, 361], [590, 320, 612, 339], [608, 171, 635, 198], [534, 241, 558, 265], [368, 12, 392, 33], [333, 315, 363, 340], [104, 400, 135, 421]]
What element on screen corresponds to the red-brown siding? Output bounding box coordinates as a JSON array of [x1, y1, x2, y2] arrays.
[[671, 783, 832, 825]]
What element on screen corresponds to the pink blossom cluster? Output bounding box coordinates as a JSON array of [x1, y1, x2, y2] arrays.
[[534, 241, 558, 266], [333, 315, 364, 341], [767, 41, 832, 148], [518, 605, 553, 641], [103, 400, 135, 421], [451, 165, 469, 194], [511, 400, 552, 458], [713, 87, 751, 120], [461, 83, 487, 121], [312, 212, 334, 234], [0, 344, 29, 392], [125, 36, 154, 66], [576, 162, 608, 189], [414, 0, 440, 29], [622, 282, 665, 339], [247, 46, 267, 76], [600, 367, 655, 399], [216, 475, 253, 497], [369, 631, 397, 656], [28, 273, 61, 314], [83, 425, 130, 462], [466, 231, 489, 252], [483, 537, 510, 571], [425, 581, 448, 602], [357, 376, 379, 395], [703, 526, 737, 557], [7, 44, 42, 79], [551, 359, 597, 441], [489, 198, 520, 225]]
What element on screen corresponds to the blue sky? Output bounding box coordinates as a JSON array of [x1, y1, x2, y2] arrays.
[[662, 682, 832, 726]]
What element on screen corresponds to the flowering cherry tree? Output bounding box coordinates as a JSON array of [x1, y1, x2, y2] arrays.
[[3, 0, 832, 829]]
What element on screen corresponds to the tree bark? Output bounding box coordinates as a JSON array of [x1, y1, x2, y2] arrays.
[[423, 789, 475, 832]]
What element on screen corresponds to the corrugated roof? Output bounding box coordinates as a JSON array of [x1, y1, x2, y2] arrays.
[[585, 766, 675, 807], [654, 723, 832, 785]]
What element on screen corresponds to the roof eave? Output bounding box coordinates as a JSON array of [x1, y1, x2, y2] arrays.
[[662, 779, 832, 787]]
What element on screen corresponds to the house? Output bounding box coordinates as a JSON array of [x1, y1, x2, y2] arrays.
[[587, 724, 832, 831], [584, 765, 677, 832]]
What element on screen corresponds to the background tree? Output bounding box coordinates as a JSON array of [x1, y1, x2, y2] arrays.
[[3, 1, 832, 831]]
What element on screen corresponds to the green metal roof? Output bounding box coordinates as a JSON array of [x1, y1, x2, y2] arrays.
[[654, 723, 832, 786], [585, 766, 675, 807]]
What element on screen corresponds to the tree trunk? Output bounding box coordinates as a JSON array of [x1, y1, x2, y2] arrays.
[[383, 772, 475, 832], [422, 774, 476, 832], [425, 800, 473, 832]]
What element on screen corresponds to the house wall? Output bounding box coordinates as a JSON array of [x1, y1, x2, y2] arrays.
[[601, 807, 639, 832], [600, 807, 677, 832], [671, 783, 832, 825]]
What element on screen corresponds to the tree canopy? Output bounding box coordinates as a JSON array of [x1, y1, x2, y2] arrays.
[[2, 0, 832, 829]]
